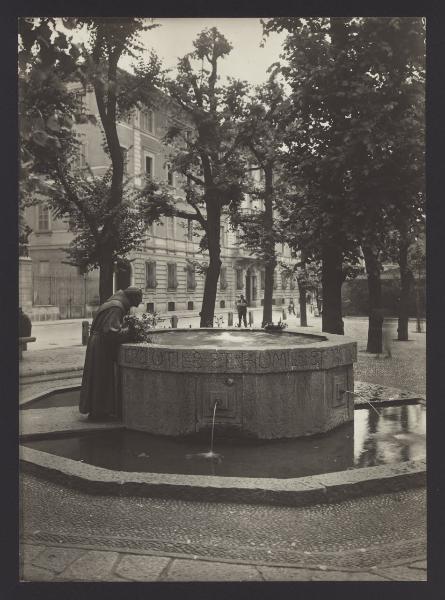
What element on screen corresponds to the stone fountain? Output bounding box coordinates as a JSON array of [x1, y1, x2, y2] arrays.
[[119, 328, 357, 439]]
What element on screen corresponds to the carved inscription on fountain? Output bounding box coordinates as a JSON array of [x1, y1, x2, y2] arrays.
[[119, 329, 357, 439]]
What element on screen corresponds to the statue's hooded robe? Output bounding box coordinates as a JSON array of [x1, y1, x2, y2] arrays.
[[79, 289, 133, 419]]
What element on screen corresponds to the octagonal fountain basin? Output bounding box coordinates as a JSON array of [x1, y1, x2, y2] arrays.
[[118, 328, 357, 440]]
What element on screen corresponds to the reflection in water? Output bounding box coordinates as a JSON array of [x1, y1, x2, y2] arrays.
[[354, 404, 425, 468], [24, 405, 425, 479]]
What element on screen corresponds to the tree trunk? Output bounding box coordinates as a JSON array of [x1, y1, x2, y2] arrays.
[[262, 260, 275, 327], [363, 245, 383, 353], [321, 242, 344, 334], [397, 238, 413, 341], [297, 279, 308, 326], [415, 274, 423, 333], [200, 203, 221, 327], [261, 165, 276, 328], [98, 252, 115, 304]]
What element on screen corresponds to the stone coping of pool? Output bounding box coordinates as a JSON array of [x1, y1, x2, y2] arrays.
[[19, 401, 426, 507], [118, 328, 357, 374], [19, 444, 426, 508]]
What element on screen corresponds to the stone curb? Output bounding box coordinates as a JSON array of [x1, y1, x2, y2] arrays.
[[20, 445, 426, 508], [20, 367, 84, 381], [19, 383, 82, 407]]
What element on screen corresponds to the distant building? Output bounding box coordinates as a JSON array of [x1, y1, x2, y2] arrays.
[[23, 87, 298, 320]]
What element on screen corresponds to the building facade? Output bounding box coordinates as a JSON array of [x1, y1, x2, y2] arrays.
[[24, 88, 298, 320]]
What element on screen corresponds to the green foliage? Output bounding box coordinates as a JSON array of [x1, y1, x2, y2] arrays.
[[123, 312, 163, 342], [18, 17, 161, 285], [263, 17, 425, 262], [264, 320, 288, 331], [229, 78, 290, 260], [162, 27, 248, 219]]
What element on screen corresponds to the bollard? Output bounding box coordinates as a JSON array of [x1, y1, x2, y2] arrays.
[[228, 312, 233, 327], [171, 315, 178, 328], [249, 311, 254, 326], [282, 309, 287, 320], [81, 320, 90, 345]]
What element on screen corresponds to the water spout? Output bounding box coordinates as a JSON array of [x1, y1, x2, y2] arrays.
[[210, 400, 218, 454], [186, 401, 223, 463]]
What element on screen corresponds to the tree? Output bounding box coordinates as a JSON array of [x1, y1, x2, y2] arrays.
[[342, 17, 425, 349], [230, 79, 291, 327], [409, 235, 426, 333], [263, 18, 362, 335], [263, 17, 425, 348], [147, 28, 247, 327], [19, 17, 161, 302]]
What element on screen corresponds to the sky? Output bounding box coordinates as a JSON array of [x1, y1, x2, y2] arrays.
[[114, 18, 286, 86]]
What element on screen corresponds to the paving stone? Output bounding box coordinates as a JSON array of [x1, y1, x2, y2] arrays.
[[408, 560, 427, 570], [54, 550, 121, 581], [115, 554, 170, 581], [310, 570, 388, 581], [257, 566, 319, 581], [164, 559, 261, 581], [32, 546, 86, 573], [19, 543, 46, 564], [258, 566, 387, 581], [21, 563, 56, 582], [374, 565, 427, 581]]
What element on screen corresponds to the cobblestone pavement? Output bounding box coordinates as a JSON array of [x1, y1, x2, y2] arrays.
[[20, 473, 426, 582]]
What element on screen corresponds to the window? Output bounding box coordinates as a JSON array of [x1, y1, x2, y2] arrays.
[[74, 91, 85, 114], [236, 269, 244, 290], [121, 146, 128, 175], [144, 154, 154, 178], [220, 267, 228, 291], [146, 302, 155, 313], [167, 301, 175, 311], [72, 139, 87, 170], [281, 272, 288, 290], [140, 109, 154, 133], [187, 219, 193, 241], [38, 260, 50, 275], [166, 163, 174, 187], [166, 216, 175, 240], [37, 205, 50, 231], [145, 261, 156, 289], [220, 300, 225, 308], [260, 270, 265, 290], [273, 272, 278, 289], [290, 276, 296, 290], [220, 226, 226, 248], [187, 301, 194, 310], [123, 111, 133, 125], [186, 264, 196, 291], [167, 263, 178, 290]]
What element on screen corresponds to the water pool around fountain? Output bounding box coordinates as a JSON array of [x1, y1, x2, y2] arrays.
[[118, 328, 357, 439], [21, 404, 426, 479]]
